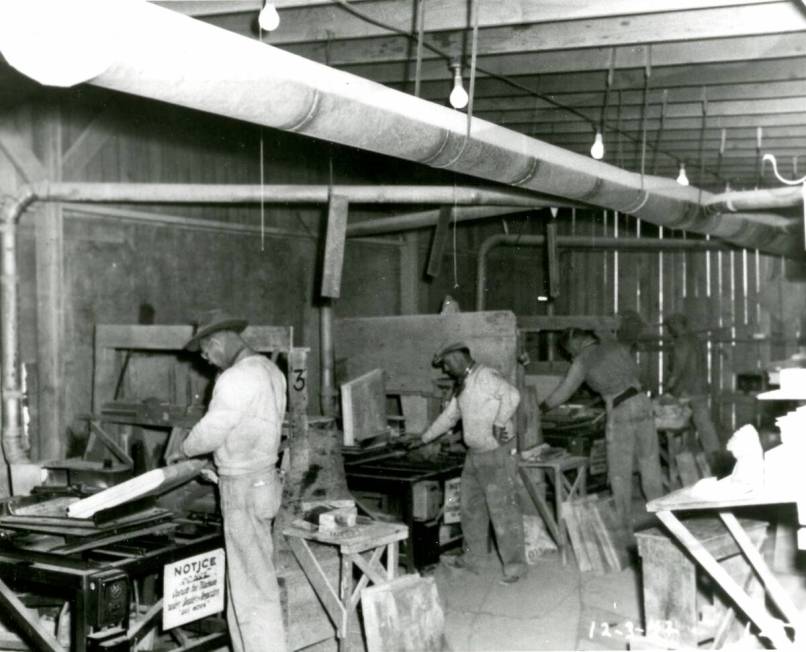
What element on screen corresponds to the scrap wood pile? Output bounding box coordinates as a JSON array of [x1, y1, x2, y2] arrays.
[[560, 495, 632, 573]]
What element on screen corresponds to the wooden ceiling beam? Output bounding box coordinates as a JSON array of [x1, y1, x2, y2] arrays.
[[357, 37, 806, 86], [280, 4, 806, 66], [253, 0, 768, 44], [516, 113, 806, 134], [463, 80, 806, 112], [481, 97, 806, 124]]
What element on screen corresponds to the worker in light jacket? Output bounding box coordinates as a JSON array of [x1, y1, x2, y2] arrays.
[[180, 309, 287, 652], [419, 342, 527, 584], [539, 328, 663, 526]]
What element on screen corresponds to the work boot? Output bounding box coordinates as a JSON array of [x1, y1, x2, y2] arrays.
[[441, 554, 480, 574]]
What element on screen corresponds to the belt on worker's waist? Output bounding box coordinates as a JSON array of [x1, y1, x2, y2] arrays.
[[612, 386, 641, 409]]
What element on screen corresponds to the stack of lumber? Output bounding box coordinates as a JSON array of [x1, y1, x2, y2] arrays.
[[560, 495, 632, 573]]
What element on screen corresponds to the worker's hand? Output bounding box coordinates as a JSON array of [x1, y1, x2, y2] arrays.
[[493, 425, 512, 444], [165, 450, 188, 465], [199, 467, 219, 484]]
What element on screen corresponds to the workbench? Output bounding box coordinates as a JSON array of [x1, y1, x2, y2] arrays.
[[344, 454, 464, 571], [646, 483, 804, 650], [283, 518, 408, 652]]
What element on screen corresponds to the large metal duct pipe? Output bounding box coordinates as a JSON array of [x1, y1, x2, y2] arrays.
[[705, 186, 803, 213], [476, 234, 727, 310], [10, 182, 557, 207], [0, 0, 797, 256], [347, 205, 531, 238]]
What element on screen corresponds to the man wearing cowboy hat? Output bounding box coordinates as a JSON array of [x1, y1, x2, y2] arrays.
[[419, 342, 527, 584], [180, 309, 287, 652], [664, 313, 721, 455]]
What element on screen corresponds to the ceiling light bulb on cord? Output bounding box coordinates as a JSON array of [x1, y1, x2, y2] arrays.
[[590, 129, 604, 160], [258, 2, 280, 32], [449, 63, 469, 110], [676, 162, 689, 186]]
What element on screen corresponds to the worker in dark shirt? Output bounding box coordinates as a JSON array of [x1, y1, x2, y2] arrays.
[[539, 328, 663, 525], [665, 313, 720, 454]]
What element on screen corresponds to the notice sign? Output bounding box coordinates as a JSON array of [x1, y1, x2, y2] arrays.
[[163, 548, 225, 629]]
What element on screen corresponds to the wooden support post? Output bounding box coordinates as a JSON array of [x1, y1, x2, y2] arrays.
[[321, 195, 349, 299], [399, 232, 418, 314], [546, 221, 560, 298], [425, 207, 452, 278], [0, 575, 66, 651], [35, 107, 66, 461]]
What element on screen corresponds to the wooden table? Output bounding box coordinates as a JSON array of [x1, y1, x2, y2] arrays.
[[283, 518, 408, 652], [519, 455, 588, 564], [646, 485, 804, 650], [635, 515, 768, 648]]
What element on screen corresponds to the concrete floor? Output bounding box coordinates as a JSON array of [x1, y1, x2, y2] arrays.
[[432, 549, 644, 652]]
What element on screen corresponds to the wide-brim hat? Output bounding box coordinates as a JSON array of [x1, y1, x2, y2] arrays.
[[432, 341, 470, 367], [184, 309, 248, 351], [758, 367, 806, 400]]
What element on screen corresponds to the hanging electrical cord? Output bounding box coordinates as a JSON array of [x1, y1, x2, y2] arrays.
[[763, 152, 806, 251], [650, 89, 667, 175], [755, 126, 764, 189], [638, 46, 651, 188], [616, 89, 624, 168], [257, 23, 266, 250], [330, 0, 721, 181], [696, 87, 708, 203], [465, 0, 480, 137], [716, 128, 726, 180], [413, 0, 425, 97]]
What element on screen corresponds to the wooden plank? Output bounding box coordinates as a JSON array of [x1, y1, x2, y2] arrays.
[[560, 500, 591, 572], [340, 369, 387, 446], [286, 536, 344, 628], [425, 207, 452, 278], [376, 38, 806, 88], [360, 574, 445, 652], [35, 107, 65, 460], [573, 498, 605, 574], [285, 4, 806, 66], [265, 0, 767, 44], [321, 194, 349, 299], [89, 421, 135, 467], [335, 311, 518, 393], [0, 118, 46, 181], [95, 324, 292, 351], [675, 451, 700, 487], [61, 106, 118, 174], [0, 576, 66, 652], [655, 510, 791, 650]]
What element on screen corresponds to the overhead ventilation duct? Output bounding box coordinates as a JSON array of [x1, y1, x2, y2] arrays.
[[0, 0, 799, 256]]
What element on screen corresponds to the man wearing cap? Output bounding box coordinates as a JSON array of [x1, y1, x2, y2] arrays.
[[419, 342, 527, 584], [180, 310, 287, 652], [539, 328, 663, 525], [665, 313, 720, 455]]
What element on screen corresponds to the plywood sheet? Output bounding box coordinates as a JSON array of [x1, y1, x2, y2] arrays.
[[334, 311, 518, 393], [340, 368, 387, 446], [361, 574, 445, 652]]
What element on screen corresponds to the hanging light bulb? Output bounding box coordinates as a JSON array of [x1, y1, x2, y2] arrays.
[[590, 129, 604, 160], [676, 162, 690, 186], [258, 2, 280, 32], [449, 63, 469, 110]]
